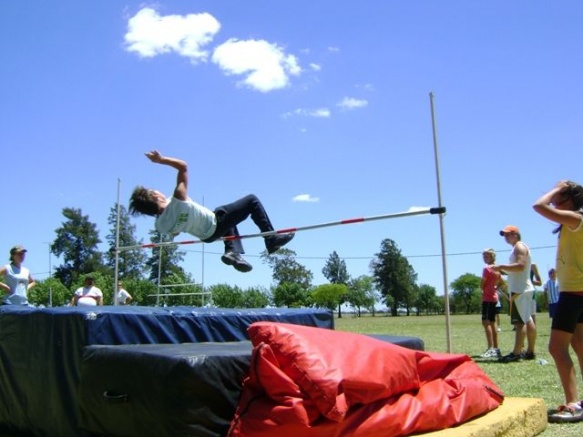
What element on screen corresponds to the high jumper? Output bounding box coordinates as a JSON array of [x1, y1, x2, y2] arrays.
[[128, 151, 294, 273]]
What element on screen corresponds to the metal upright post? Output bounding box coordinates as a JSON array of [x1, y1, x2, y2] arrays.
[[429, 92, 452, 353], [156, 234, 163, 307], [113, 178, 121, 306]]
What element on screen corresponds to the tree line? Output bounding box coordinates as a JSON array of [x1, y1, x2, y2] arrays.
[[26, 204, 457, 316]]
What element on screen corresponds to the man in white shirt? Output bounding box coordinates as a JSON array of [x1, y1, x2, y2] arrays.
[[115, 281, 132, 305], [72, 274, 103, 306], [128, 151, 294, 273], [492, 225, 537, 363]]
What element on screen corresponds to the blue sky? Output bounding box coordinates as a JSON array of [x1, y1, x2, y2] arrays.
[[1, 1, 582, 301]]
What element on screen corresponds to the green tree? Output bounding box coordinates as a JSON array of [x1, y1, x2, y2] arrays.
[[415, 283, 440, 315], [403, 266, 419, 316], [346, 275, 376, 317], [310, 283, 348, 312], [450, 273, 482, 314], [242, 286, 270, 308], [261, 248, 313, 290], [52, 207, 104, 288], [27, 277, 70, 307], [272, 282, 308, 308], [370, 238, 416, 317], [145, 230, 186, 281], [209, 283, 245, 308], [322, 251, 350, 318], [105, 204, 147, 280]]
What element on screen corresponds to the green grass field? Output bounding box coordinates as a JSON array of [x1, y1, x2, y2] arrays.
[[335, 312, 583, 437]]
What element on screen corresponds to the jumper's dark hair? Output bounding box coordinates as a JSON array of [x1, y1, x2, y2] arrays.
[[553, 181, 583, 235], [129, 186, 159, 217]]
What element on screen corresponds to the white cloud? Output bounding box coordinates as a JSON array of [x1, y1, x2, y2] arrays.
[[293, 194, 320, 203], [282, 108, 331, 118], [309, 63, 321, 71], [337, 97, 368, 110], [328, 46, 340, 52], [124, 8, 220, 62], [212, 38, 301, 92], [356, 83, 375, 92]]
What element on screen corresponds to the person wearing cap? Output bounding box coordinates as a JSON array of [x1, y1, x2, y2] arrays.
[[0, 245, 36, 305], [491, 225, 537, 363], [128, 151, 294, 274], [71, 274, 103, 306], [479, 248, 504, 358], [533, 180, 583, 423]]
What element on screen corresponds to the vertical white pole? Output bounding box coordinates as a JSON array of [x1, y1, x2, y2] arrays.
[[429, 92, 452, 353], [113, 178, 121, 306], [156, 234, 163, 307], [47, 242, 52, 307], [201, 195, 205, 306]]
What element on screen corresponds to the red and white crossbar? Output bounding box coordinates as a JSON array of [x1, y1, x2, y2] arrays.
[[118, 206, 446, 251]]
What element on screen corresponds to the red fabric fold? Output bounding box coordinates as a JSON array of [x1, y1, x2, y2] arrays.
[[229, 322, 503, 437]]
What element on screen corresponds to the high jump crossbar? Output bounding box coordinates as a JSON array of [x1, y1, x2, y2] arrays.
[[147, 292, 210, 298], [118, 207, 446, 251]]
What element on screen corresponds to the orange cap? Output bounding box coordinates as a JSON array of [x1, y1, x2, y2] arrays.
[[499, 225, 520, 236]]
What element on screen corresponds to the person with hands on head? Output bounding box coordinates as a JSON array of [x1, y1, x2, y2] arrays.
[[129, 151, 294, 273], [0, 245, 36, 305], [491, 225, 537, 363], [533, 180, 583, 423]]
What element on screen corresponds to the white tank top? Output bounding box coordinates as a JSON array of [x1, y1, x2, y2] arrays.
[[507, 242, 534, 294], [2, 264, 30, 305], [155, 197, 217, 239]]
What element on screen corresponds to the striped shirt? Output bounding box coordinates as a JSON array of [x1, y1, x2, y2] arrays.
[[544, 279, 559, 304]]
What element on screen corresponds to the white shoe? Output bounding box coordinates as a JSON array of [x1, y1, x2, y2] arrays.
[[480, 348, 500, 358], [497, 327, 501, 332]]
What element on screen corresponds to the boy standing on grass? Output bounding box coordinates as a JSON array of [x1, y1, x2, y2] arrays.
[[534, 180, 583, 423], [480, 249, 503, 358], [129, 151, 294, 273]]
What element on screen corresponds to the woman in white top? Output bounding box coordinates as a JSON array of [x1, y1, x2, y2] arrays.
[[0, 245, 36, 305]]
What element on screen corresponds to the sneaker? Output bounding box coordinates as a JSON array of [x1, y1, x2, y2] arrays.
[[480, 348, 501, 358], [497, 327, 501, 332], [265, 233, 295, 254], [499, 352, 521, 363], [221, 252, 253, 273], [548, 403, 583, 423], [480, 349, 492, 358], [521, 351, 536, 360]]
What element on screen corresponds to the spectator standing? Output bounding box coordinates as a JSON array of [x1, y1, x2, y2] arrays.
[[480, 249, 503, 358], [0, 245, 36, 305], [71, 274, 103, 307], [544, 268, 560, 318], [115, 281, 132, 305], [533, 180, 583, 423], [492, 225, 537, 362]]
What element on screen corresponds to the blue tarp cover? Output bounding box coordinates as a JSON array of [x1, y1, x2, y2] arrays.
[[0, 305, 333, 436]]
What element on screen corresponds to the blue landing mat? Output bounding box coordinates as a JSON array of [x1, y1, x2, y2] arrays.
[[0, 305, 333, 437]]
